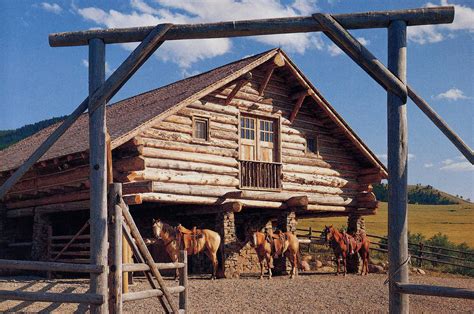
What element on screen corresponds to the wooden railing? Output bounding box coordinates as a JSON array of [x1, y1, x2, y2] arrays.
[[296, 227, 474, 271], [239, 160, 282, 190]]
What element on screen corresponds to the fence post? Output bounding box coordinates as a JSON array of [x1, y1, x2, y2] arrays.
[[108, 183, 123, 313], [419, 243, 424, 268], [308, 227, 312, 253], [179, 250, 188, 312]]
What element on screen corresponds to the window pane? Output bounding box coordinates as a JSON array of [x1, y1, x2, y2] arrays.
[[307, 138, 317, 153], [194, 119, 208, 140]]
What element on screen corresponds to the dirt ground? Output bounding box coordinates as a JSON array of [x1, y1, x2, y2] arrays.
[[0, 273, 473, 313]]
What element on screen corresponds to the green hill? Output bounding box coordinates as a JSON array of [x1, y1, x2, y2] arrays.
[[0, 116, 65, 150], [373, 183, 471, 205]]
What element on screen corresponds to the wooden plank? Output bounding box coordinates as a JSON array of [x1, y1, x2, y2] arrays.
[[88, 37, 108, 314], [49, 7, 454, 47], [120, 201, 178, 313], [408, 87, 474, 164], [387, 20, 409, 313], [395, 283, 474, 300], [0, 290, 103, 304], [122, 287, 185, 303], [313, 13, 407, 101], [122, 262, 185, 272], [178, 250, 188, 312], [108, 183, 123, 314], [0, 259, 103, 273], [0, 23, 173, 199]]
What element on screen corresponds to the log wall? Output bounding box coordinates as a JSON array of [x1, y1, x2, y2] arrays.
[[122, 64, 382, 213]]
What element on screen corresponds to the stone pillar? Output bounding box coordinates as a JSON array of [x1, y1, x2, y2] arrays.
[[31, 212, 51, 261], [347, 214, 365, 273], [274, 211, 297, 275], [216, 210, 240, 278]]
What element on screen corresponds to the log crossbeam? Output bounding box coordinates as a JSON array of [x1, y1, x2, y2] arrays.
[[258, 53, 285, 95], [289, 91, 308, 123], [225, 72, 252, 105]]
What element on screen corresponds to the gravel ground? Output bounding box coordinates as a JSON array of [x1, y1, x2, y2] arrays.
[[1, 273, 473, 313]]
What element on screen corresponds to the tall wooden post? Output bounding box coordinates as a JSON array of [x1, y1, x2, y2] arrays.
[[89, 38, 108, 313], [178, 250, 188, 312], [108, 183, 123, 313], [387, 20, 409, 314]]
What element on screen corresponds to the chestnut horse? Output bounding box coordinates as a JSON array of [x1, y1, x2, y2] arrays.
[[322, 225, 370, 276], [250, 230, 300, 279], [152, 219, 221, 279]]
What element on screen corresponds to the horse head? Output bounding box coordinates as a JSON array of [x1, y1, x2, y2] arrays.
[[152, 218, 164, 239], [321, 225, 334, 243]]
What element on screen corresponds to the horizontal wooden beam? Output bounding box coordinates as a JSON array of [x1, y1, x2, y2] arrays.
[[49, 7, 454, 47], [0, 259, 103, 273], [122, 262, 185, 272], [0, 290, 104, 304], [122, 287, 184, 303], [395, 283, 474, 300]]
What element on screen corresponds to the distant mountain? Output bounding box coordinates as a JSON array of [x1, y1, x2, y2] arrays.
[[0, 116, 65, 150], [373, 183, 471, 205]]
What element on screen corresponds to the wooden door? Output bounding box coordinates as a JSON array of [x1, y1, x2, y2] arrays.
[[258, 119, 275, 162], [240, 116, 256, 160]]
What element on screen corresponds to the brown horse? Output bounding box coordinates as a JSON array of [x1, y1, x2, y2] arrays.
[[250, 230, 300, 279], [152, 219, 221, 279], [322, 225, 370, 276]]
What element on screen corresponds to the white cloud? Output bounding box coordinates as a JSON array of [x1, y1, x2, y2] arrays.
[[75, 0, 321, 68], [40, 2, 62, 14], [328, 37, 370, 57], [424, 162, 434, 168], [435, 88, 470, 101], [81, 59, 114, 76], [440, 156, 474, 172], [408, 0, 474, 44]]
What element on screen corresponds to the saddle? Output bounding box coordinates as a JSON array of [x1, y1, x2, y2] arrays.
[[342, 231, 357, 255], [266, 230, 288, 258], [176, 225, 203, 255]]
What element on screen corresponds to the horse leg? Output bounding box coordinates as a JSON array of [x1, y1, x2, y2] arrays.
[[267, 257, 273, 280], [335, 254, 340, 276], [342, 253, 347, 276], [204, 249, 217, 280]]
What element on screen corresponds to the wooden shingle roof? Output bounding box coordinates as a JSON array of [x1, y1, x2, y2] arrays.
[[0, 48, 386, 176]]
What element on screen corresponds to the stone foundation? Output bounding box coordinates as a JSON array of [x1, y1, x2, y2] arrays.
[[31, 213, 51, 261]]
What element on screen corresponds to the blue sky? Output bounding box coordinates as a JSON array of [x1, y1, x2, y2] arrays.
[[0, 0, 473, 199]]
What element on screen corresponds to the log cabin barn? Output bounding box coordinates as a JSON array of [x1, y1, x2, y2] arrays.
[[0, 48, 387, 278]]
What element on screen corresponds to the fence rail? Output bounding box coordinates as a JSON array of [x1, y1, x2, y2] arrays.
[[296, 227, 474, 271]]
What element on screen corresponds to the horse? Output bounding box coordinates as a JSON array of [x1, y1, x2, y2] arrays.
[[250, 230, 300, 279], [321, 225, 370, 276], [152, 219, 221, 280]]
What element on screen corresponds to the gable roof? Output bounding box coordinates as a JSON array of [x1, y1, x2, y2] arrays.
[[0, 48, 386, 176]]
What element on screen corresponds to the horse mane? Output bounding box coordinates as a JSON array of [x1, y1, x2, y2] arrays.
[[161, 222, 178, 238]]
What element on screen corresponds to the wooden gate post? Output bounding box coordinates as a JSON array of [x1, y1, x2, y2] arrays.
[[178, 250, 188, 312], [387, 20, 409, 314], [108, 183, 123, 313], [89, 37, 108, 314]]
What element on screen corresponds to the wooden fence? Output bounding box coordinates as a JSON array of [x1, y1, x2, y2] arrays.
[[0, 183, 188, 313], [296, 227, 474, 271]]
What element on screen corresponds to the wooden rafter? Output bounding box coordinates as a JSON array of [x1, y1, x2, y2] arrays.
[[289, 90, 308, 123], [225, 72, 252, 105], [258, 53, 285, 95]]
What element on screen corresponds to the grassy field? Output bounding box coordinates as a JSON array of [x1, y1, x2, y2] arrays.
[[299, 202, 474, 247]]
